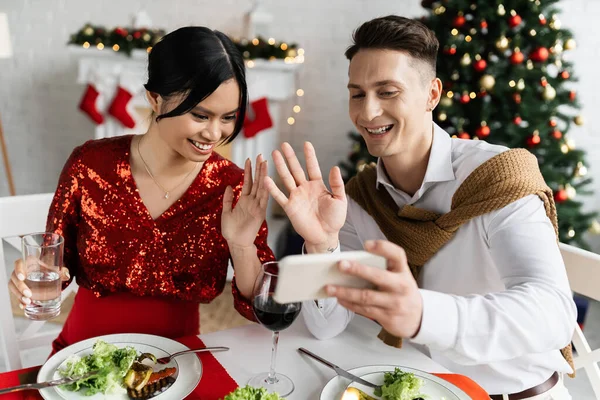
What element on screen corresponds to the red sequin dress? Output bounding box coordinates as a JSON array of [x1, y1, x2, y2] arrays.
[[46, 135, 274, 354]]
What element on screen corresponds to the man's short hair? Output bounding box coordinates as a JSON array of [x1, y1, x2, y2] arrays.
[[345, 15, 439, 78]]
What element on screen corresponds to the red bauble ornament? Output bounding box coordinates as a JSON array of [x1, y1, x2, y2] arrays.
[[510, 51, 524, 64], [540, 78, 548, 87], [513, 116, 522, 125], [527, 134, 541, 147], [539, 15, 547, 25], [560, 70, 570, 79], [458, 132, 471, 139], [508, 14, 523, 28], [513, 93, 522, 104], [133, 31, 142, 39], [554, 189, 568, 203], [473, 59, 487, 72], [549, 119, 558, 127], [114, 27, 128, 37], [569, 91, 577, 101], [529, 47, 549, 62], [460, 94, 471, 104], [453, 15, 466, 28], [445, 47, 457, 55], [551, 130, 563, 140], [476, 125, 491, 138], [481, 20, 488, 29]]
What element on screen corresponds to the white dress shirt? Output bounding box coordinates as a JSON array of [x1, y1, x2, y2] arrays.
[[301, 123, 577, 394]]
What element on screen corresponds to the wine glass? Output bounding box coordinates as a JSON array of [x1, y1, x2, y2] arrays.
[[247, 261, 302, 396]]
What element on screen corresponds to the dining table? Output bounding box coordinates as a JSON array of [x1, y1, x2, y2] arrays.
[[0, 315, 489, 399]]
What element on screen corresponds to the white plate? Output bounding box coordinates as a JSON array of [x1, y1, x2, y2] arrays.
[[320, 365, 471, 400], [37, 333, 202, 400]]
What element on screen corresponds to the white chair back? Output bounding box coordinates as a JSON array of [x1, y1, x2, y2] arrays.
[[0, 193, 77, 371], [559, 242, 600, 398]]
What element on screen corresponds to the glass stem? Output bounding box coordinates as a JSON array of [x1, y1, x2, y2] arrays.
[[266, 331, 280, 384]]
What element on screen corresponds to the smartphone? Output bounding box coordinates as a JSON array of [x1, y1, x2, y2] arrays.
[[273, 251, 387, 304]]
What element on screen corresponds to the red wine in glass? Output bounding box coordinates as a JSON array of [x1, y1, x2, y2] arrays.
[[253, 294, 301, 331], [248, 261, 302, 397]]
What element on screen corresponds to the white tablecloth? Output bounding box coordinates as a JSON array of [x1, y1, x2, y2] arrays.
[[200, 315, 449, 399]]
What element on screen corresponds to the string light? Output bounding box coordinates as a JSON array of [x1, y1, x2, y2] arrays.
[[296, 89, 304, 96], [287, 117, 295, 125], [268, 38, 276, 45], [252, 38, 259, 45], [83, 41, 90, 49], [280, 43, 288, 50], [96, 43, 104, 50], [246, 60, 255, 68], [293, 105, 301, 113], [112, 44, 120, 51]]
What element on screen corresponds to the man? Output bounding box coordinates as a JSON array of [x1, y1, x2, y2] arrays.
[[264, 15, 576, 399]]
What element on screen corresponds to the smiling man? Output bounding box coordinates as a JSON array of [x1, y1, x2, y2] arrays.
[[265, 15, 577, 400]]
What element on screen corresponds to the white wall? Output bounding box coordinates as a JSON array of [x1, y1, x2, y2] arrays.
[[1, 0, 599, 249]]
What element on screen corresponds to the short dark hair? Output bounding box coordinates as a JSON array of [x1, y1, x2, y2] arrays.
[[345, 15, 439, 77], [144, 26, 248, 144]]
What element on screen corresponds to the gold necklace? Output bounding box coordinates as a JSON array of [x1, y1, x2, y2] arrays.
[[137, 136, 199, 199]]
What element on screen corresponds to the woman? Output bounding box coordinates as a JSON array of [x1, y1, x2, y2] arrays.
[[8, 26, 274, 354]]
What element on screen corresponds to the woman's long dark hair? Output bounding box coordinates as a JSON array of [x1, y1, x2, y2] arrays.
[[144, 26, 248, 144]]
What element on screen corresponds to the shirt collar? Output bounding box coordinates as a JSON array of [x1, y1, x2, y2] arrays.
[[376, 123, 456, 190]]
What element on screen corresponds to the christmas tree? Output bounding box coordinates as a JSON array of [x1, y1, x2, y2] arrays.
[[341, 0, 599, 247]]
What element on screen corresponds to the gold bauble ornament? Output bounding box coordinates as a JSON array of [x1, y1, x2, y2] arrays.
[[575, 162, 588, 177], [479, 74, 496, 90], [574, 115, 584, 125], [565, 184, 576, 199], [461, 53, 472, 66], [589, 219, 600, 235], [549, 18, 561, 30], [543, 85, 556, 100], [526, 60, 534, 70], [440, 96, 453, 107], [564, 38, 577, 50], [84, 26, 94, 36], [357, 160, 367, 172], [496, 36, 509, 50], [143, 33, 151, 41]]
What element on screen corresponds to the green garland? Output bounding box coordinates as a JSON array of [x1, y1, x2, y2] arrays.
[[234, 36, 301, 61], [68, 23, 165, 56], [68, 24, 302, 61]]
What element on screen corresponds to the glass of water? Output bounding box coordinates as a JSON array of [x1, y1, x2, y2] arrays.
[[21, 232, 64, 320]]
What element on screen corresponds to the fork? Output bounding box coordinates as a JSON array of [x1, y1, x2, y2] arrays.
[[156, 346, 230, 364], [0, 371, 98, 395]]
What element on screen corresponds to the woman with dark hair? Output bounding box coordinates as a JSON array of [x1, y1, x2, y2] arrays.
[[8, 26, 274, 354]]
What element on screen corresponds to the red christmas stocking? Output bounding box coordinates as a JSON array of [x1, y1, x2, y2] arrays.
[[108, 86, 136, 128], [78, 84, 104, 125], [243, 97, 273, 138]]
